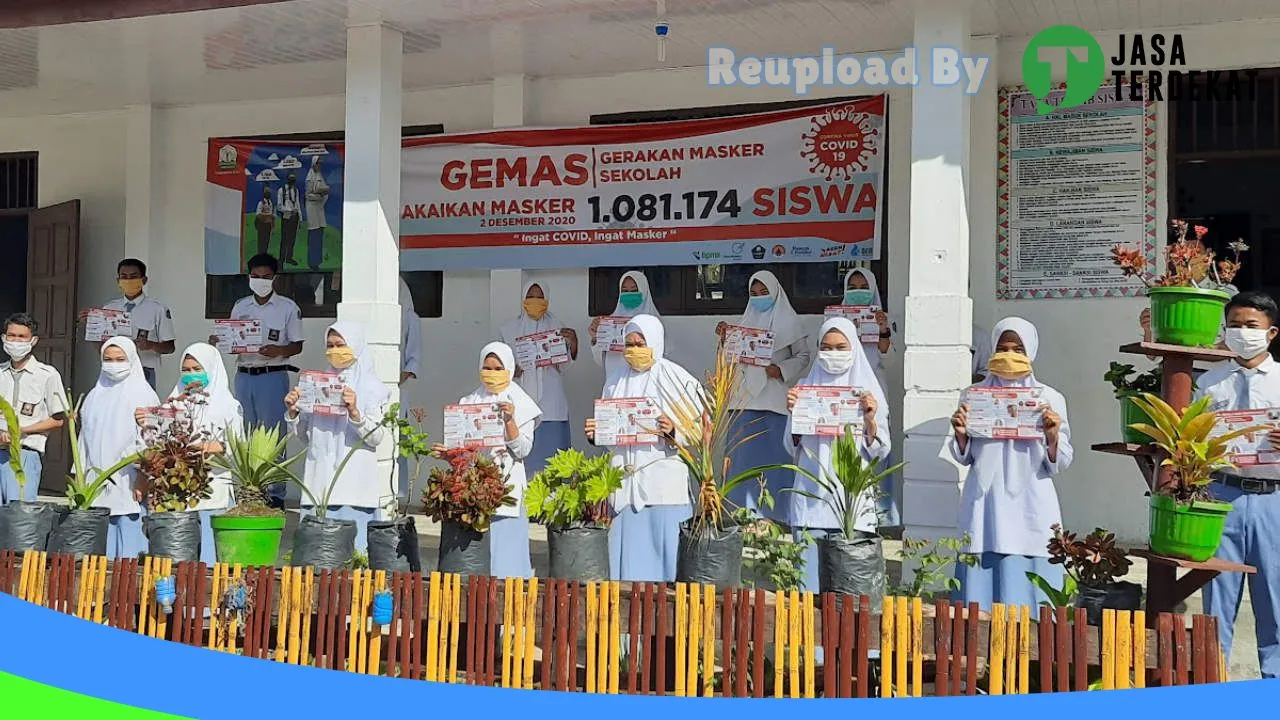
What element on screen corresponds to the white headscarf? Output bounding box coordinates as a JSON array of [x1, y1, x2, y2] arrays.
[[784, 317, 891, 532], [610, 270, 661, 318], [328, 320, 390, 415], [81, 337, 159, 516], [500, 279, 562, 404], [736, 270, 802, 400], [168, 342, 243, 511], [844, 268, 883, 308], [459, 341, 543, 517], [981, 316, 1040, 388]]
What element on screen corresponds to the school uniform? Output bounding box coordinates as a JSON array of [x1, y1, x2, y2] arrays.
[[254, 198, 275, 256], [724, 271, 810, 524], [1196, 353, 1280, 678], [591, 270, 662, 389], [277, 184, 302, 265], [0, 355, 67, 503], [230, 291, 302, 502], [397, 278, 423, 502], [949, 318, 1073, 611], [104, 293, 176, 390], [305, 161, 329, 270], [844, 268, 900, 527], [499, 280, 572, 480]]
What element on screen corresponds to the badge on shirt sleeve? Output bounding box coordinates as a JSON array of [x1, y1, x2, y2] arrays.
[[136, 329, 150, 341], [165, 309, 171, 318], [268, 329, 281, 342], [20, 403, 34, 417]]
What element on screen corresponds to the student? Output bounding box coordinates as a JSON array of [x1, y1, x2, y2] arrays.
[[436, 342, 540, 578], [590, 271, 661, 386], [254, 187, 275, 256], [972, 324, 992, 383], [843, 268, 899, 527], [949, 317, 1072, 610], [145, 342, 243, 566], [106, 258, 176, 390], [277, 173, 302, 266], [500, 280, 578, 477], [0, 313, 68, 504], [785, 316, 890, 593], [285, 321, 390, 553], [716, 271, 810, 522], [586, 314, 697, 582], [218, 253, 303, 509], [305, 156, 330, 270], [397, 277, 423, 503], [1195, 291, 1280, 678], [81, 337, 159, 559]]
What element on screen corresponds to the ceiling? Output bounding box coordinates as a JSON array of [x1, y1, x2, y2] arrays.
[[1, 0, 1279, 117]]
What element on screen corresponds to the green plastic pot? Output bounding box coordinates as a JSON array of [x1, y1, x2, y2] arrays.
[[1148, 493, 1231, 562], [1120, 396, 1154, 445], [211, 514, 285, 566], [1148, 286, 1230, 348]]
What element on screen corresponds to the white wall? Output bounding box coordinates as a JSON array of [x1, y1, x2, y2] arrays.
[[5, 17, 1278, 540]]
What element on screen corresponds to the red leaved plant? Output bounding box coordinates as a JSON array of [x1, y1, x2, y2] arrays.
[[422, 447, 514, 533], [1111, 220, 1247, 290]]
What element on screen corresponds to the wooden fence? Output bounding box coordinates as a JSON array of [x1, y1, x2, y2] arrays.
[[0, 550, 1227, 696]]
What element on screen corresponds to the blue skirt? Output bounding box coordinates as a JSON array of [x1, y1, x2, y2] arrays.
[[527, 420, 571, 479], [952, 551, 1062, 612], [490, 507, 533, 579], [608, 505, 691, 583], [724, 410, 793, 523], [877, 449, 901, 527]]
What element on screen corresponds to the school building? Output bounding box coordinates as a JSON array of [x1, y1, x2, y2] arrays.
[[1, 0, 1277, 546]]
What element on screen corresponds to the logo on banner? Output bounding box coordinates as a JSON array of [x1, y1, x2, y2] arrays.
[[790, 246, 813, 258], [819, 245, 846, 258], [217, 145, 238, 172], [772, 245, 786, 257], [751, 245, 766, 260], [800, 105, 879, 181]]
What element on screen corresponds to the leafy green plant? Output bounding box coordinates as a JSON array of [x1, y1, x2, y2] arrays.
[[1104, 362, 1161, 399], [423, 447, 514, 533], [0, 396, 26, 495], [526, 448, 623, 529], [786, 424, 903, 539], [734, 484, 810, 592], [138, 415, 213, 513], [391, 403, 431, 513], [348, 550, 369, 569], [1129, 392, 1265, 503], [209, 425, 304, 517], [893, 534, 978, 602], [59, 392, 144, 510], [1026, 572, 1078, 609]]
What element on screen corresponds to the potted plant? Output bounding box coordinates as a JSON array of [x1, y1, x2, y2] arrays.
[[1129, 392, 1265, 561], [661, 349, 797, 588], [733, 484, 810, 592], [208, 426, 304, 566], [0, 396, 59, 552], [526, 448, 624, 582], [1104, 362, 1162, 444], [368, 403, 427, 572], [423, 446, 514, 576], [891, 534, 978, 602], [1111, 220, 1247, 348], [138, 409, 213, 562], [786, 424, 904, 611], [1027, 524, 1141, 625]]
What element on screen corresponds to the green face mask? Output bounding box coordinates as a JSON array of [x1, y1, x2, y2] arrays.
[[619, 291, 644, 310]]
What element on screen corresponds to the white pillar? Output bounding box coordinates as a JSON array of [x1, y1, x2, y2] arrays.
[[901, 0, 974, 546], [489, 73, 528, 333], [124, 105, 160, 263], [339, 21, 404, 509]]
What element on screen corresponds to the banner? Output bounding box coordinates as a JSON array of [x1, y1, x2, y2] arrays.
[[204, 96, 884, 274]]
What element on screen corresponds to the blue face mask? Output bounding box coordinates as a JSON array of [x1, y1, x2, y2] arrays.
[[844, 289, 875, 306], [180, 371, 209, 390], [749, 295, 776, 312]]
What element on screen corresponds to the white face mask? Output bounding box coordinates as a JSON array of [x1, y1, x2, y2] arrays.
[[1224, 327, 1274, 361], [102, 361, 131, 381], [818, 350, 855, 374], [248, 277, 274, 297], [3, 340, 32, 361]]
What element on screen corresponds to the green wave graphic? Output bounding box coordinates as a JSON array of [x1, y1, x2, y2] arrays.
[[0, 670, 193, 719]]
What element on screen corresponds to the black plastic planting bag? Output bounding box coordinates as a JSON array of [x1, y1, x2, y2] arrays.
[[677, 522, 743, 588], [367, 517, 422, 573], [2, 501, 55, 552], [437, 521, 490, 576], [49, 507, 109, 557], [818, 533, 886, 612], [1076, 581, 1143, 626], [548, 525, 610, 582], [144, 511, 202, 563], [292, 514, 357, 570]]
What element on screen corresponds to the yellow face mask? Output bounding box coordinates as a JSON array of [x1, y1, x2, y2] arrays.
[[987, 351, 1032, 380], [623, 347, 655, 372], [480, 369, 511, 393], [326, 346, 356, 369], [522, 298, 549, 320], [118, 278, 144, 297]]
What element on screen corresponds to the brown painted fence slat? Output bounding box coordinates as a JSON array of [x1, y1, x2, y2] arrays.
[[935, 600, 951, 697], [1072, 608, 1088, 691], [1205, 616, 1221, 684], [1037, 606, 1052, 693], [1174, 615, 1190, 686], [1191, 614, 1207, 685]]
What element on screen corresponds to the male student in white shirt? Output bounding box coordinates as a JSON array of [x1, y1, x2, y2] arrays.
[[277, 173, 302, 266], [0, 313, 68, 504], [105, 258, 176, 390], [1195, 290, 1280, 678], [214, 253, 304, 509]]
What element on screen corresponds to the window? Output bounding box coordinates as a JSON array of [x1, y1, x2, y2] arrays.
[[205, 125, 445, 319], [588, 98, 889, 316]]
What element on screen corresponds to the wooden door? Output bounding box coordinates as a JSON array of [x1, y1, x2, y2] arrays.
[[26, 200, 79, 494]]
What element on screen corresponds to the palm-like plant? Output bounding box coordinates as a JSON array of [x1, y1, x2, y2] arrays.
[[1129, 392, 1267, 503], [210, 425, 304, 516], [0, 396, 26, 496], [787, 424, 904, 538], [61, 393, 143, 510]]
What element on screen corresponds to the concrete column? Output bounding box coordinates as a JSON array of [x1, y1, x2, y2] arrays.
[[901, 0, 974, 546], [489, 73, 529, 334], [124, 105, 160, 263], [338, 21, 404, 509]]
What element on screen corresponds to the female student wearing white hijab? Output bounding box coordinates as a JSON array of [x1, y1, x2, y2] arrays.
[[715, 271, 810, 522], [145, 342, 243, 565], [397, 277, 424, 502], [949, 317, 1072, 610], [585, 314, 698, 582], [784, 317, 891, 593], [843, 267, 900, 527], [81, 337, 159, 559], [435, 342, 541, 578], [589, 271, 662, 386], [284, 320, 391, 553], [500, 280, 578, 477]]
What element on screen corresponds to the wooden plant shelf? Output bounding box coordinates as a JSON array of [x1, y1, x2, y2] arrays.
[[1117, 341, 1236, 364], [1130, 549, 1255, 619]]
